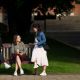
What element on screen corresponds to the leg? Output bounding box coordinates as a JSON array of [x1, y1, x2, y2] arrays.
[[33, 60, 39, 75], [14, 62, 19, 76], [34, 61, 38, 68], [16, 55, 24, 75], [33, 68, 38, 75], [0, 55, 11, 69], [0, 53, 4, 63], [40, 65, 47, 76], [42, 65, 47, 73], [16, 55, 22, 69], [15, 62, 19, 72]]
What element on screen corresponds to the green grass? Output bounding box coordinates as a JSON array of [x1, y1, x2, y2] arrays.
[[47, 38, 80, 74], [47, 60, 80, 74], [1, 38, 80, 74]]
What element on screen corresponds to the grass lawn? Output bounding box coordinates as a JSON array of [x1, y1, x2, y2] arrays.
[[47, 38, 80, 74], [0, 38, 80, 74]]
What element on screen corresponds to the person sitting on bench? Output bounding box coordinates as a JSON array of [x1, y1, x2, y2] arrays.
[[0, 34, 11, 69], [11, 34, 26, 76]]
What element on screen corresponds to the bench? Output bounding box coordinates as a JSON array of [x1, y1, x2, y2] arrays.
[[0, 43, 49, 64], [0, 43, 34, 64]]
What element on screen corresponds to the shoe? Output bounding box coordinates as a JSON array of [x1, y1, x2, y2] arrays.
[[14, 71, 17, 76], [4, 62, 11, 69], [40, 72, 47, 76], [34, 64, 39, 68], [20, 69, 24, 75], [32, 71, 38, 75]]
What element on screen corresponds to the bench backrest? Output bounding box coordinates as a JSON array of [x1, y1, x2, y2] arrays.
[[1, 43, 33, 60]]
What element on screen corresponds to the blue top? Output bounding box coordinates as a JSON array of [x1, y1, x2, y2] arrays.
[[35, 32, 46, 47]]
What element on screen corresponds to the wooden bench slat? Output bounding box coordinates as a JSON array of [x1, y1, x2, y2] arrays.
[[1, 43, 33, 62]]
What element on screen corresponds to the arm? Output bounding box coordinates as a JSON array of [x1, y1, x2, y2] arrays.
[[46, 11, 48, 16], [38, 10, 44, 16], [33, 7, 39, 11], [20, 42, 27, 54]]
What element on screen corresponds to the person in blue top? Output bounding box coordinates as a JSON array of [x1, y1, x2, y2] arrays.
[[31, 23, 48, 76]]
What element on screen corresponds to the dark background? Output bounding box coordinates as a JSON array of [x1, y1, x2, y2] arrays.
[[0, 0, 75, 43]]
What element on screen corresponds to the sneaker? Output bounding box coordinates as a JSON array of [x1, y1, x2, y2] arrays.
[[4, 62, 11, 69], [20, 69, 24, 75], [14, 71, 17, 76], [40, 72, 47, 76], [34, 64, 39, 68]]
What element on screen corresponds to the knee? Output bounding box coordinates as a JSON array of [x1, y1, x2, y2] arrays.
[[16, 55, 20, 60]]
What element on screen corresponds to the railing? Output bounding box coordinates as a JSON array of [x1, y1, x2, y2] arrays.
[[1, 43, 34, 61]]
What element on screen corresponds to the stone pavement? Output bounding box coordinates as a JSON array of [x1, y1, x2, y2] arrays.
[[0, 74, 80, 80]]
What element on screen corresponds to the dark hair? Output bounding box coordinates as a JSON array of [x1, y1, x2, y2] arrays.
[[32, 23, 42, 32], [13, 34, 21, 44]]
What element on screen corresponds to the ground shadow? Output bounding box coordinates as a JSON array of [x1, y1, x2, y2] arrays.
[[0, 65, 33, 75], [47, 37, 80, 64]]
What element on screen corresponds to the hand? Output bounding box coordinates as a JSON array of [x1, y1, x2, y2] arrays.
[[16, 49, 19, 54], [15, 52, 20, 55], [19, 52, 24, 56]]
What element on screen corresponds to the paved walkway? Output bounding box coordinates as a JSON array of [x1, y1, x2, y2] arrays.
[[0, 74, 80, 80]]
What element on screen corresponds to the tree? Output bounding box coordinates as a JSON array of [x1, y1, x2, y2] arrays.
[[46, 0, 75, 13]]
